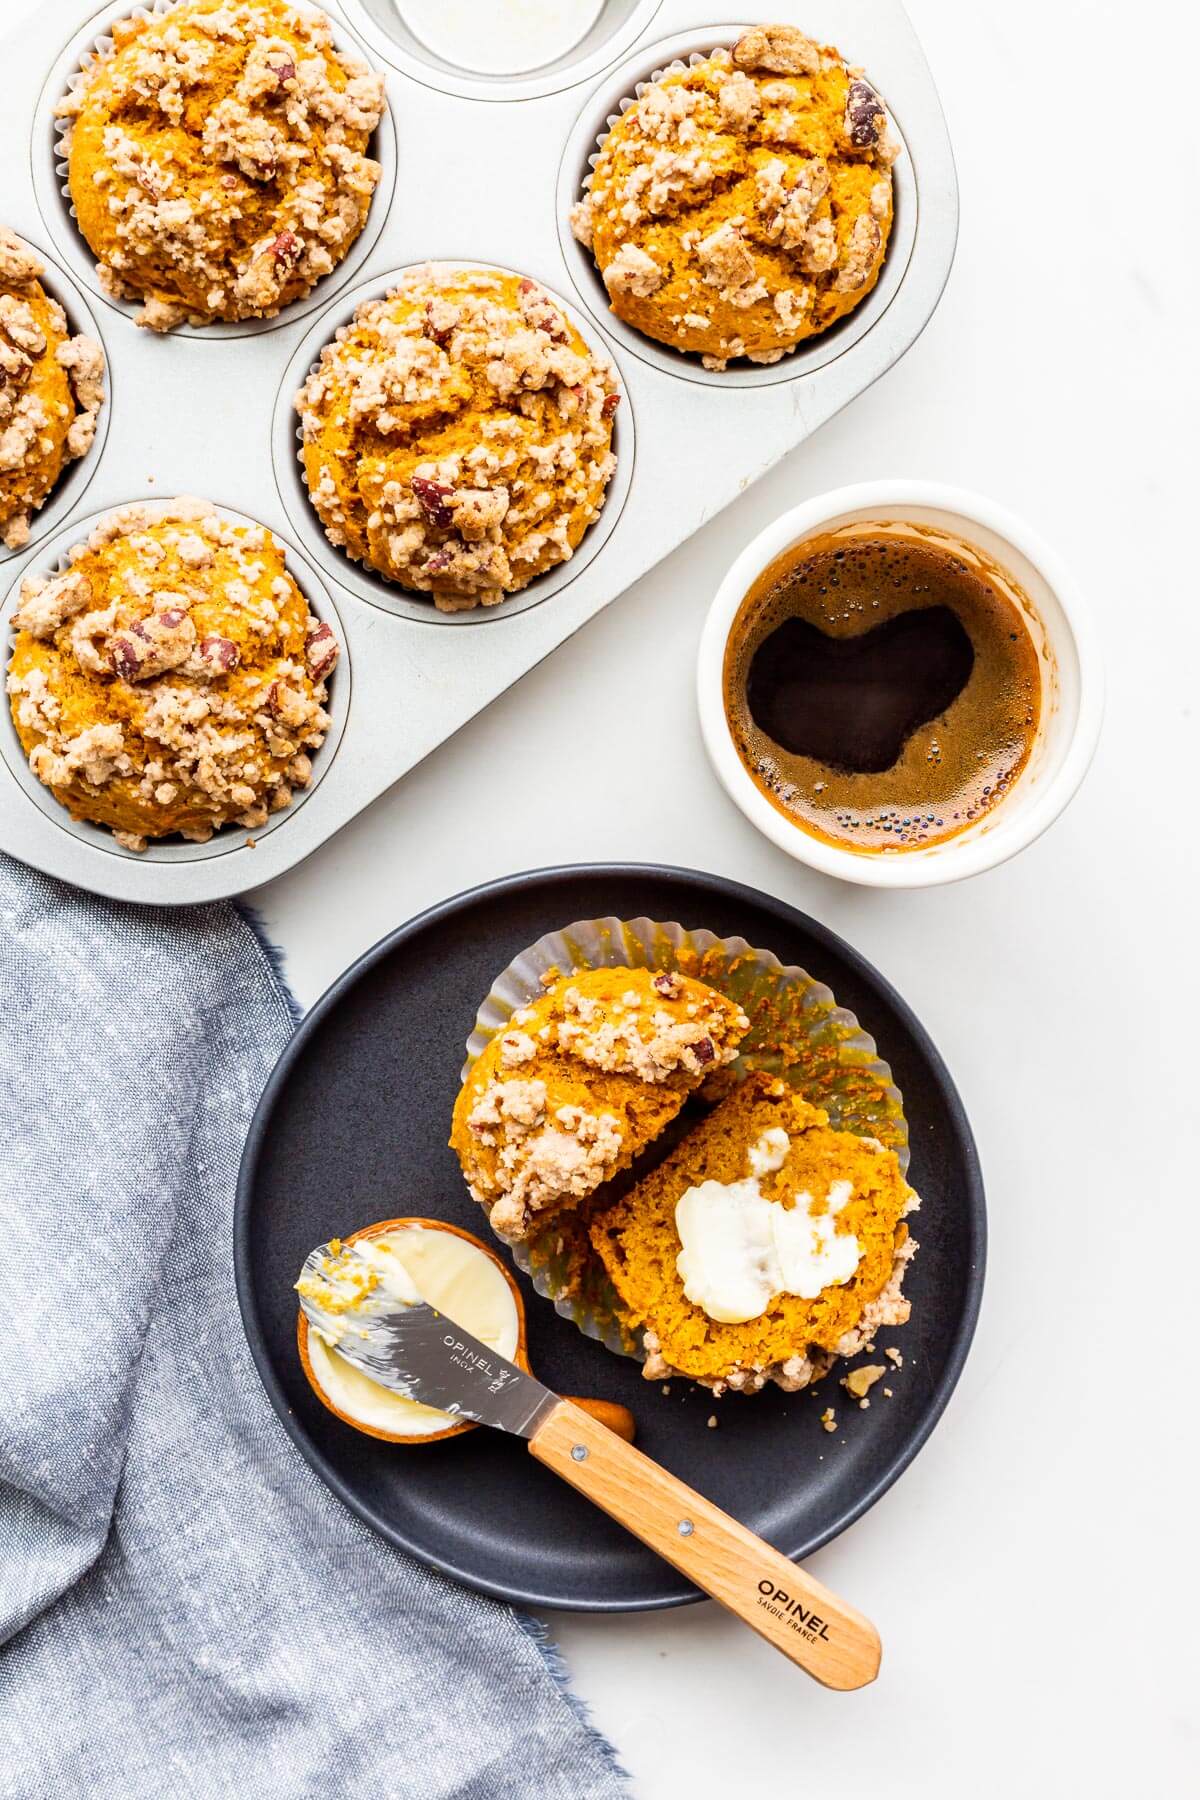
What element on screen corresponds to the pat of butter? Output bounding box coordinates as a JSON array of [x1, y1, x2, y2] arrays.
[[675, 1132, 861, 1324], [306, 1228, 519, 1437]]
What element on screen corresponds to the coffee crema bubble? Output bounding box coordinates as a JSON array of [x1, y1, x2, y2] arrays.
[[722, 523, 1044, 853]]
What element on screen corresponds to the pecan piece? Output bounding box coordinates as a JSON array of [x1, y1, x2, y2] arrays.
[[693, 1036, 716, 1066], [197, 634, 240, 677], [109, 634, 144, 681], [305, 620, 339, 681], [845, 79, 886, 148], [517, 278, 568, 342], [652, 972, 682, 999], [109, 606, 196, 682], [270, 230, 302, 269], [601, 392, 620, 420], [411, 475, 454, 529]]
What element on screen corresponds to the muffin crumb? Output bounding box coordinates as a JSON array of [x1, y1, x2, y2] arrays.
[[841, 1363, 886, 1401]]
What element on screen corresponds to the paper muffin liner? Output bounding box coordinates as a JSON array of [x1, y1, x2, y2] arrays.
[[1, 497, 349, 861], [461, 914, 909, 1364], [50, 0, 394, 335]]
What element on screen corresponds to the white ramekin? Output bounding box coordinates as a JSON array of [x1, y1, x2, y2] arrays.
[[697, 481, 1104, 888]]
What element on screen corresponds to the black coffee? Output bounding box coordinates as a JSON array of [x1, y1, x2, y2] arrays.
[[723, 525, 1043, 852]]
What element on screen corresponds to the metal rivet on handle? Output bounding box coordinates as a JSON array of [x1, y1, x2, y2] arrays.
[[571, 1445, 588, 1462], [677, 1519, 694, 1537]]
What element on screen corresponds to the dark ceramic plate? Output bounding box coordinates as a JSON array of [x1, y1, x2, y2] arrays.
[[234, 865, 985, 1611]]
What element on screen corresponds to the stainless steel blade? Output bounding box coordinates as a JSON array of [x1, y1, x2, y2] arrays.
[[296, 1241, 559, 1438]]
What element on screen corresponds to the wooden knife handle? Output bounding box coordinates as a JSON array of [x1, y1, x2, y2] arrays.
[[529, 1399, 880, 1690]]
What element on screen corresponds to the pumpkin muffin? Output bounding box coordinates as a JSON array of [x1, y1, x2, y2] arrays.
[[295, 266, 620, 611], [589, 1072, 917, 1393], [570, 23, 898, 369], [54, 0, 387, 332], [6, 497, 339, 850], [0, 229, 104, 551], [451, 966, 750, 1241]]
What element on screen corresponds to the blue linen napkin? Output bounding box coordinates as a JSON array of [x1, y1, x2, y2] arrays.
[[0, 859, 628, 1799]]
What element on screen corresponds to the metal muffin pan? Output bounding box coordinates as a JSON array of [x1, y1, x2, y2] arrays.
[[0, 0, 958, 904], [342, 0, 666, 103], [0, 499, 351, 864]]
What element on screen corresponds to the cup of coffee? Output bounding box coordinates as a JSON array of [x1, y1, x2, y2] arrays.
[[697, 482, 1103, 887]]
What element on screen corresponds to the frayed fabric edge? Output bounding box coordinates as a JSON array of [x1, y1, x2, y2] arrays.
[[513, 1612, 632, 1793], [234, 899, 303, 1029], [229, 906, 628, 1791]]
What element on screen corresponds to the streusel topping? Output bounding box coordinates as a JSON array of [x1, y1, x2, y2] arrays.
[[0, 228, 104, 549], [571, 24, 898, 368], [7, 497, 338, 849], [295, 265, 620, 611], [55, 0, 386, 331]]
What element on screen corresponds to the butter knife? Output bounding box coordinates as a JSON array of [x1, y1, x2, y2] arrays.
[[298, 1238, 881, 1690]]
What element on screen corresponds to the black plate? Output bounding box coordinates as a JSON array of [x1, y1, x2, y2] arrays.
[[235, 865, 985, 1611]]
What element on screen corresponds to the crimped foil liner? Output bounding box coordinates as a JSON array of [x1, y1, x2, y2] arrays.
[[461, 914, 909, 1363]]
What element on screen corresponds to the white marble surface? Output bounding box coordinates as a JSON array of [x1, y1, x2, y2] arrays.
[[14, 0, 1195, 1790], [267, 4, 1196, 1793]]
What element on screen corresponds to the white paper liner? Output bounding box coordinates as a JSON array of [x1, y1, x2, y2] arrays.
[[461, 913, 911, 1366]]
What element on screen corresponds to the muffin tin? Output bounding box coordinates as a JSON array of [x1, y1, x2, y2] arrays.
[[0, 0, 958, 904]]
